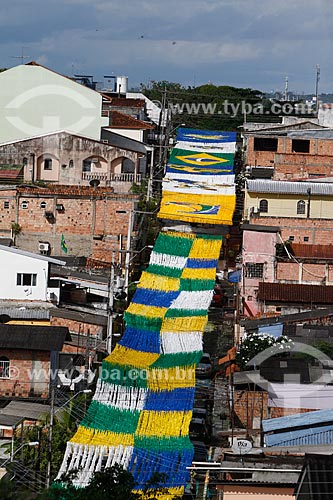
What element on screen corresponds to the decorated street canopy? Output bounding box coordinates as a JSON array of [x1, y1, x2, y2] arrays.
[[158, 128, 236, 225], [58, 129, 236, 498]]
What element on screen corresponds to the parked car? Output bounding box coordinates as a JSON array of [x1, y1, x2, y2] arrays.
[[189, 417, 208, 440], [192, 407, 207, 420], [196, 353, 213, 378], [191, 440, 208, 462]]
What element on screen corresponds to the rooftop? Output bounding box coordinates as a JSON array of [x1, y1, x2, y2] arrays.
[[0, 244, 66, 266], [246, 179, 333, 196], [0, 325, 70, 350], [291, 243, 333, 260], [107, 110, 154, 130], [258, 282, 333, 304]]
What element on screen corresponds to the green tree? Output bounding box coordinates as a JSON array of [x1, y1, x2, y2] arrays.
[[236, 334, 293, 370]]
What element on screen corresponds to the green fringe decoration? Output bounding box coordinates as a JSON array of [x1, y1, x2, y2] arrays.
[[180, 279, 215, 291], [197, 234, 223, 241], [134, 435, 193, 452], [81, 401, 140, 434], [153, 233, 194, 257], [124, 312, 163, 332], [100, 360, 148, 388], [165, 309, 207, 318], [146, 264, 183, 278], [151, 351, 202, 369]]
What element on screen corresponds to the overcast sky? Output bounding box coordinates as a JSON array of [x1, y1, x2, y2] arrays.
[[1, 0, 332, 94]]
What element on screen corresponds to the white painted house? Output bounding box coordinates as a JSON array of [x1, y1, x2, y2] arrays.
[[0, 62, 108, 144], [0, 245, 65, 302]]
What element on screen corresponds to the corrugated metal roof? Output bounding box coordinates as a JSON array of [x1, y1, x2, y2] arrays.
[[263, 409, 333, 433], [258, 282, 333, 304], [0, 325, 70, 350], [291, 243, 333, 259], [0, 306, 51, 320], [246, 179, 333, 196], [265, 424, 333, 447]]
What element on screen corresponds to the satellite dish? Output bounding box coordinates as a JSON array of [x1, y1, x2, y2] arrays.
[[231, 439, 253, 455], [89, 179, 100, 188]]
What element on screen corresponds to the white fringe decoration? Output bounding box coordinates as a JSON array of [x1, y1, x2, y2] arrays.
[[169, 290, 213, 310], [93, 381, 148, 411], [150, 251, 187, 269], [161, 332, 203, 354]]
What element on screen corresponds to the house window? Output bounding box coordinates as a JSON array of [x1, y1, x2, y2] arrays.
[[21, 201, 28, 209], [44, 158, 53, 170], [4, 201, 9, 209], [289, 236, 295, 242], [40, 201, 47, 209], [304, 236, 309, 242], [292, 139, 310, 153], [245, 263, 264, 279], [259, 199, 268, 213], [297, 200, 306, 214], [69, 160, 74, 168], [82, 159, 91, 172], [22, 157, 28, 166], [0, 356, 9, 379], [254, 137, 278, 152], [16, 273, 37, 286]]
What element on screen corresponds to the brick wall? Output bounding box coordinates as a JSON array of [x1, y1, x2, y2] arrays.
[[0, 186, 139, 262], [50, 316, 104, 338], [246, 136, 333, 180], [234, 390, 268, 429], [1, 349, 50, 398], [234, 389, 314, 429], [251, 216, 333, 245]]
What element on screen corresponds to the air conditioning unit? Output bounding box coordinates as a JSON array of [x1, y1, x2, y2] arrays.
[[39, 242, 50, 252]]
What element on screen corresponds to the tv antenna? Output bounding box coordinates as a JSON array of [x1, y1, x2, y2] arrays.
[[11, 47, 31, 65]]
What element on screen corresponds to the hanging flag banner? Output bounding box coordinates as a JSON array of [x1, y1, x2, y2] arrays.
[[158, 127, 237, 224], [177, 128, 236, 144]]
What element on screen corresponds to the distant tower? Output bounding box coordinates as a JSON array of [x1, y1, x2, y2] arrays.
[[315, 64, 320, 115], [284, 76, 289, 101]]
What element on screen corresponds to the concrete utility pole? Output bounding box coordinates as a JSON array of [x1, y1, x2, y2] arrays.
[[315, 64, 320, 116], [106, 251, 115, 354]]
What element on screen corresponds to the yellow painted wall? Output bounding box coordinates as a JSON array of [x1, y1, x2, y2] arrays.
[[244, 192, 333, 219]]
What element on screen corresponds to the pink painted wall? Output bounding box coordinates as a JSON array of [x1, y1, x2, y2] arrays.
[[241, 230, 278, 317]]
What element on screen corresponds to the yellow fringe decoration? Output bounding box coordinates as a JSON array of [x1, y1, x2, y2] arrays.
[[136, 411, 192, 437], [133, 487, 184, 499], [181, 267, 216, 280], [106, 345, 159, 368], [71, 427, 134, 447], [189, 237, 222, 259], [162, 316, 208, 333], [126, 302, 167, 319], [138, 272, 180, 292], [147, 366, 196, 391]]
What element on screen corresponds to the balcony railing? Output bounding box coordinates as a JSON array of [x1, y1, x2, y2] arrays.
[[109, 173, 142, 183], [82, 172, 108, 181]]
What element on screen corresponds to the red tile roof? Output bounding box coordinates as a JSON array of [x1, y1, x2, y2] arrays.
[[258, 282, 333, 304], [108, 110, 154, 130], [291, 243, 333, 260], [0, 164, 23, 180], [109, 97, 145, 108]]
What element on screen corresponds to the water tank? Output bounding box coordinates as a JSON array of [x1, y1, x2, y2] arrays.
[[116, 76, 128, 94]]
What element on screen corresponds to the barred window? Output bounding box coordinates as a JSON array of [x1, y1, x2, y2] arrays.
[[297, 200, 306, 214], [17, 273, 37, 286], [0, 356, 9, 379], [259, 199, 268, 213], [245, 263, 264, 279]]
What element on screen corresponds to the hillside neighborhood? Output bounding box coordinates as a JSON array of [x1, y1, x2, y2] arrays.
[[1, 61, 333, 499]]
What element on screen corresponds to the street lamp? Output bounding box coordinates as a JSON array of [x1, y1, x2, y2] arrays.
[[0, 441, 39, 467], [46, 389, 92, 488], [122, 245, 153, 292]]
